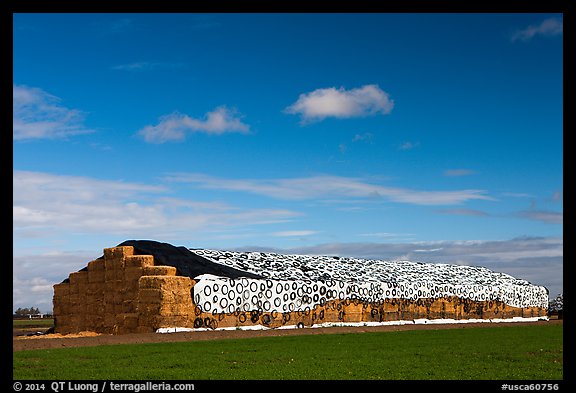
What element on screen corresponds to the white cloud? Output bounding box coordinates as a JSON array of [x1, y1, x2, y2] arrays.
[[13, 170, 299, 237], [111, 62, 185, 71], [13, 251, 96, 313], [165, 173, 493, 206], [437, 208, 489, 217], [272, 230, 318, 237], [285, 84, 394, 122], [399, 141, 419, 150], [511, 17, 563, 42], [443, 169, 477, 177], [352, 133, 374, 143], [13, 170, 168, 233], [137, 106, 250, 143], [517, 209, 563, 224], [13, 84, 94, 140]]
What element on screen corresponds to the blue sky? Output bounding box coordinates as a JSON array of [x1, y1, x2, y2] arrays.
[[12, 13, 563, 312]]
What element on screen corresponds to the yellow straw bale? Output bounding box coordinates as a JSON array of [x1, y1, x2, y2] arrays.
[[85, 302, 104, 315], [53, 282, 70, 297], [138, 288, 164, 304], [142, 266, 177, 276], [69, 271, 88, 286], [105, 268, 123, 281], [87, 258, 105, 271], [138, 275, 190, 290], [86, 282, 104, 297], [155, 315, 190, 328], [125, 255, 154, 268], [88, 270, 105, 283], [104, 246, 134, 261], [124, 267, 143, 283]]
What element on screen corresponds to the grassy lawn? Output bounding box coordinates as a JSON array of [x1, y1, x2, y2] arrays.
[[13, 323, 562, 380]]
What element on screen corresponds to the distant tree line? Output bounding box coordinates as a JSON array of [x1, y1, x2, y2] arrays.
[[14, 307, 42, 316]]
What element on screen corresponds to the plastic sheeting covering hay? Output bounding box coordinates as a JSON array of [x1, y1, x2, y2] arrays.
[[190, 249, 548, 314], [53, 240, 549, 334]]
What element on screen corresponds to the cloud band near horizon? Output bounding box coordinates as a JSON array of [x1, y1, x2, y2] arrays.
[[165, 172, 492, 205]]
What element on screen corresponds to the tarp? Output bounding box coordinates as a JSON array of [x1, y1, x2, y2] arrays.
[[116, 240, 263, 280]]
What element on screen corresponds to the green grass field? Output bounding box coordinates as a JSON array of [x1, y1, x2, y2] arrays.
[[13, 323, 562, 380], [13, 319, 54, 329]]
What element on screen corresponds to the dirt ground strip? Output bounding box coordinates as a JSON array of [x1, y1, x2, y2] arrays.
[[13, 319, 561, 352]]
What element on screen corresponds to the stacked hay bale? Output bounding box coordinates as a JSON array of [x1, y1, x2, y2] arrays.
[[53, 240, 549, 334], [53, 245, 195, 334]]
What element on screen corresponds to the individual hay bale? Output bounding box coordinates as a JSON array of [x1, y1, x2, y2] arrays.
[[342, 302, 363, 323], [88, 270, 105, 284], [84, 314, 105, 332], [104, 280, 125, 306], [138, 275, 192, 293], [68, 314, 86, 332], [113, 313, 139, 334], [314, 306, 327, 323], [364, 305, 382, 322], [55, 314, 72, 327], [87, 258, 105, 272], [105, 265, 123, 281], [142, 265, 177, 276], [138, 302, 162, 315], [104, 312, 117, 328], [428, 298, 447, 319], [155, 314, 191, 329], [104, 246, 134, 263], [136, 325, 155, 334], [103, 287, 116, 306], [53, 282, 70, 299], [124, 266, 144, 280], [55, 319, 75, 334], [69, 271, 89, 286], [381, 298, 398, 313], [155, 303, 190, 316], [445, 296, 461, 319], [85, 301, 104, 316], [66, 294, 81, 314], [438, 298, 456, 319], [124, 267, 144, 292], [138, 288, 164, 304], [125, 255, 154, 268], [104, 247, 132, 283], [137, 313, 172, 331], [212, 313, 237, 329], [53, 294, 70, 316], [86, 282, 104, 299], [322, 300, 344, 323], [122, 299, 138, 314]]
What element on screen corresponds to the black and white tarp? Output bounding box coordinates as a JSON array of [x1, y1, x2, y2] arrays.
[[117, 240, 549, 315]]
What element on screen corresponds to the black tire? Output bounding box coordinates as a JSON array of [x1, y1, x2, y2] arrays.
[[262, 314, 271, 325]]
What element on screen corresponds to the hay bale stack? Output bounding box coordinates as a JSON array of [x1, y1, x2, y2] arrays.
[[53, 245, 190, 334], [137, 275, 193, 332], [53, 240, 549, 335]]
